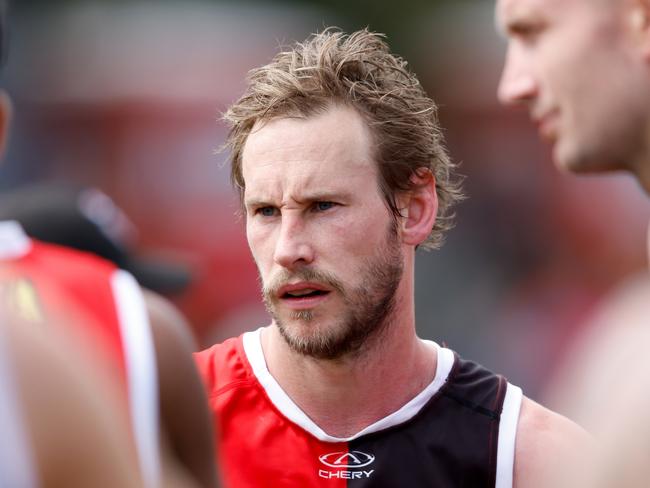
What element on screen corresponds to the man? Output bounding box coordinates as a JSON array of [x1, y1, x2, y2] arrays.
[[496, 1, 650, 486], [496, 0, 650, 193], [0, 2, 218, 486], [0, 219, 217, 488], [195, 28, 586, 487]]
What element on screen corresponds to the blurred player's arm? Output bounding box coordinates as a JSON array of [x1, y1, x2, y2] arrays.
[[513, 396, 593, 488], [144, 290, 220, 488], [7, 317, 143, 488]]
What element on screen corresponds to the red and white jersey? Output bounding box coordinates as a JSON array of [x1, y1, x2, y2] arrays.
[[0, 220, 160, 488], [195, 327, 523, 488]]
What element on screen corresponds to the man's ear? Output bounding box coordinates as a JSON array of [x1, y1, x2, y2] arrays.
[[0, 90, 13, 162], [398, 169, 438, 247]]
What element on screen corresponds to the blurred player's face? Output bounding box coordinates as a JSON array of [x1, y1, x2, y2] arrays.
[[242, 105, 404, 360], [496, 0, 650, 177]]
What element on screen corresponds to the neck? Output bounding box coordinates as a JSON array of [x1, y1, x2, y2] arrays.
[[636, 117, 650, 194], [261, 266, 437, 438]]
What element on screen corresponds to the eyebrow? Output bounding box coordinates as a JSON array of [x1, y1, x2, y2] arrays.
[[245, 190, 353, 209], [497, 2, 546, 37], [297, 191, 353, 203], [244, 198, 272, 210]]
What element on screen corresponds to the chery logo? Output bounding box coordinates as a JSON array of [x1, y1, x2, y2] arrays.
[[319, 451, 375, 468], [318, 451, 376, 479]]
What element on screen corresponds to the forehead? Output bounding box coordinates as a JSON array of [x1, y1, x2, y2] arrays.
[[241, 105, 377, 197], [497, 0, 623, 40], [496, 0, 563, 31]]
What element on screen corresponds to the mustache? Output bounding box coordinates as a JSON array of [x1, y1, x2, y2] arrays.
[[262, 267, 345, 300]]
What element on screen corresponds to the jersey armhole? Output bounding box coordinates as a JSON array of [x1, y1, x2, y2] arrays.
[[495, 382, 523, 488], [112, 270, 160, 488]]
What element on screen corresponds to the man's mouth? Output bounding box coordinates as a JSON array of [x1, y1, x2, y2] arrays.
[[533, 110, 559, 143], [282, 288, 329, 299], [277, 283, 332, 308]]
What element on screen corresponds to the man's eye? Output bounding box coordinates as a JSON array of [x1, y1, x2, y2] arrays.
[[257, 207, 277, 217], [509, 22, 544, 42], [315, 201, 335, 212]]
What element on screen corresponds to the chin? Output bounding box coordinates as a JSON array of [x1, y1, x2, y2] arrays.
[[281, 312, 329, 336], [554, 143, 597, 174], [555, 135, 631, 175]]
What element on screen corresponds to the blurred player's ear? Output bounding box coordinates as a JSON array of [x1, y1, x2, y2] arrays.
[[398, 169, 438, 247], [0, 89, 12, 161]]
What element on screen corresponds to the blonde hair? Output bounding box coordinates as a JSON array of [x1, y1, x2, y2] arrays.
[[224, 28, 463, 249]]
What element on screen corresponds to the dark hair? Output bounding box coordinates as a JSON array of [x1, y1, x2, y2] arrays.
[[224, 28, 463, 249]]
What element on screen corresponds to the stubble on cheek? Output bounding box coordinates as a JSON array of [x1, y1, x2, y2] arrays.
[[257, 222, 404, 360]]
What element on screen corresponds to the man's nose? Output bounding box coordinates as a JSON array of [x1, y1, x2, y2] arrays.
[[273, 216, 315, 269], [497, 45, 538, 106]]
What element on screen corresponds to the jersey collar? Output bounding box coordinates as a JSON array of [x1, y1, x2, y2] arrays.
[[0, 221, 32, 260], [242, 326, 455, 442]]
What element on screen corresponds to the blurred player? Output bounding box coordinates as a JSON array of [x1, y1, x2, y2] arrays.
[[496, 0, 650, 194], [0, 309, 143, 488], [195, 28, 588, 487], [496, 0, 650, 485], [0, 1, 218, 486]]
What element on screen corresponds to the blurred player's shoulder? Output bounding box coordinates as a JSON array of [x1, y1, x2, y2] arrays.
[[194, 333, 251, 395], [27, 238, 118, 274], [546, 273, 650, 426], [0, 220, 119, 284], [514, 396, 592, 488]]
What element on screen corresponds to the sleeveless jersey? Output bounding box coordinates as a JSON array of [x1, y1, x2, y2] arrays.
[[0, 220, 160, 488], [195, 327, 523, 488]]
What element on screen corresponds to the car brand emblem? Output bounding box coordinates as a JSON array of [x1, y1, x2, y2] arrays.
[[319, 451, 375, 468]]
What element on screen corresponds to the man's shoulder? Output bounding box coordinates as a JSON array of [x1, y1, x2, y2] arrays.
[[444, 351, 508, 412], [194, 334, 256, 397], [513, 396, 592, 488], [194, 335, 242, 363]]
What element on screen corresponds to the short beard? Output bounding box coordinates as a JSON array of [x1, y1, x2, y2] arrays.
[[261, 222, 403, 361]]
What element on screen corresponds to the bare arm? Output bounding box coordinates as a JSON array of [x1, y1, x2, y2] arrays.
[[144, 290, 220, 488], [7, 318, 143, 488]]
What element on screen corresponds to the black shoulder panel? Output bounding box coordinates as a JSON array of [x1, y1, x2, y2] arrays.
[[347, 353, 508, 487]]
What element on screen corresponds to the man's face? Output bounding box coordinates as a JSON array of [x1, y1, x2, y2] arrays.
[[496, 0, 650, 174], [242, 105, 404, 360]]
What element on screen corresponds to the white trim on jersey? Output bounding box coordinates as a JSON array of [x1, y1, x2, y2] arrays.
[[243, 327, 455, 443], [495, 382, 523, 488], [0, 324, 39, 488], [0, 221, 32, 260], [112, 270, 161, 488]]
